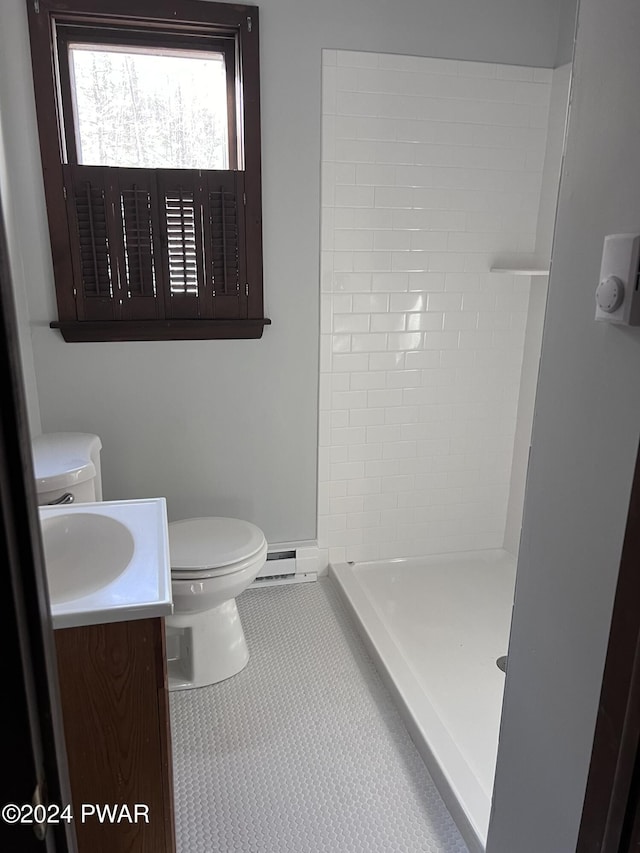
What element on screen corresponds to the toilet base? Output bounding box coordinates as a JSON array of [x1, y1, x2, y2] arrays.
[[165, 599, 249, 690]]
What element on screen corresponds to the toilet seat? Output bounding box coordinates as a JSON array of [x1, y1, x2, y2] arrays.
[[169, 517, 267, 579]]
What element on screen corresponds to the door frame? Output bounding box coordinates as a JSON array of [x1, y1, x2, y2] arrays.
[[577, 437, 640, 852], [0, 191, 74, 852]]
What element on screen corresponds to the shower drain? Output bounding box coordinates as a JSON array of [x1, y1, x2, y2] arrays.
[[496, 655, 508, 673]]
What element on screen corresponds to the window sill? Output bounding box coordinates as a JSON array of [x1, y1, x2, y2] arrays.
[[51, 318, 271, 342]]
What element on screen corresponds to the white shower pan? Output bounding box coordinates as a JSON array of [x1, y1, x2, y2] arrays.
[[331, 548, 517, 853]]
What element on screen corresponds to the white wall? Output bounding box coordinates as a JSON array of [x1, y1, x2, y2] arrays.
[[489, 0, 640, 850], [0, 0, 565, 541], [318, 51, 551, 564], [0, 68, 41, 434], [503, 62, 571, 555]]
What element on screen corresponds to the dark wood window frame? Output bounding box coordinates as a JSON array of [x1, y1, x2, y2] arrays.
[[26, 0, 269, 342]]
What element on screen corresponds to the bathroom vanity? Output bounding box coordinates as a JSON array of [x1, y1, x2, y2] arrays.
[[55, 617, 175, 853], [37, 496, 174, 852]]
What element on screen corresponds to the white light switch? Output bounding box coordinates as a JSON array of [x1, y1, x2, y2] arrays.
[[595, 233, 640, 325]]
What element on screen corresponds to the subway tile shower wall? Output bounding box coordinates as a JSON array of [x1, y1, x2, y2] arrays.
[[319, 50, 552, 565]]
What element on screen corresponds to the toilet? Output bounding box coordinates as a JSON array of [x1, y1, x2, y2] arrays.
[[31, 432, 267, 692], [165, 517, 267, 690]]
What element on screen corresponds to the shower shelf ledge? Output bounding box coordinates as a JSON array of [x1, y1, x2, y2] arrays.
[[490, 266, 549, 276]]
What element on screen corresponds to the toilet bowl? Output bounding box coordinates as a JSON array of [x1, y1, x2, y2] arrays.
[[166, 517, 267, 690]]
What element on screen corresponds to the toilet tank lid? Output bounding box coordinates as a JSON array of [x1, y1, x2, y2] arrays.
[[32, 432, 101, 493], [168, 517, 266, 570]]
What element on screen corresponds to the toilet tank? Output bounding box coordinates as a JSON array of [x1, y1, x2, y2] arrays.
[[31, 433, 103, 506]]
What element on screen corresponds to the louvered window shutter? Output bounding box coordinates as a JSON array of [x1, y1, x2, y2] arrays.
[[204, 171, 247, 320], [64, 165, 120, 321], [64, 166, 249, 325], [156, 169, 248, 321], [65, 165, 164, 321], [156, 170, 208, 319], [117, 170, 163, 320]]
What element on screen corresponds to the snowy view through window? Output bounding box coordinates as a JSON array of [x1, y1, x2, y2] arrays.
[[69, 44, 229, 169]]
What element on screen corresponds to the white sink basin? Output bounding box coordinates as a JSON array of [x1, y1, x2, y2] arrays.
[[39, 499, 172, 629], [41, 512, 135, 604]]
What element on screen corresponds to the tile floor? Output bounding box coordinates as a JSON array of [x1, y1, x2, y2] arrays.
[[170, 579, 468, 852]]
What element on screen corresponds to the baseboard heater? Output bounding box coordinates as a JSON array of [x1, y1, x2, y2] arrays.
[[251, 543, 319, 587]]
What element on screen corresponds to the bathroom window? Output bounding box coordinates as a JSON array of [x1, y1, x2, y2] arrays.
[[26, 0, 268, 341], [64, 41, 233, 170]]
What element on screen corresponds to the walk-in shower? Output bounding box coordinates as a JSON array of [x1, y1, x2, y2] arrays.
[[318, 46, 574, 851]]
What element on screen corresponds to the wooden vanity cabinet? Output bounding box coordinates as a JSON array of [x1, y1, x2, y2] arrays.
[[54, 617, 176, 853]]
